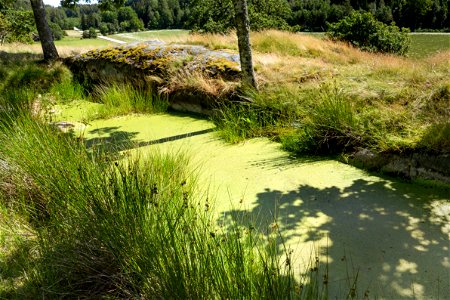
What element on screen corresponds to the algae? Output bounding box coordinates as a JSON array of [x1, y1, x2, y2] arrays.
[[50, 104, 449, 300]]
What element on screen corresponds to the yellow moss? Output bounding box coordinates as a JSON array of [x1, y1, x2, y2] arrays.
[[206, 57, 239, 72]]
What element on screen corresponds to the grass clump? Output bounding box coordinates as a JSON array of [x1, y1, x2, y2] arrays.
[[280, 86, 370, 155], [93, 83, 169, 118], [213, 88, 299, 143], [418, 123, 450, 153], [0, 113, 305, 298]]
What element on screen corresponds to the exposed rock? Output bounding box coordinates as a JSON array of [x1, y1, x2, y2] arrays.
[[350, 148, 450, 183], [65, 41, 242, 115], [51, 121, 86, 133]]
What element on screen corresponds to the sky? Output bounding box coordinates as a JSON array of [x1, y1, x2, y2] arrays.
[[43, 0, 62, 6], [43, 0, 97, 7]]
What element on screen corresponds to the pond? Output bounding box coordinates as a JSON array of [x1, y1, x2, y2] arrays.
[[74, 112, 450, 299]]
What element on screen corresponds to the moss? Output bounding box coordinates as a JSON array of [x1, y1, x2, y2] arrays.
[[77, 45, 242, 82], [205, 57, 240, 78]]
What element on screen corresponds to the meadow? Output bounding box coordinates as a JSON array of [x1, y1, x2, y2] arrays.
[[0, 30, 449, 298], [408, 33, 450, 58]]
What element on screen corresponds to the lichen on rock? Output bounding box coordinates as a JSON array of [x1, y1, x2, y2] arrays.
[[65, 41, 242, 115]]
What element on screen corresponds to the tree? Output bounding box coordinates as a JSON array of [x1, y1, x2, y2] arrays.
[[232, 0, 257, 89], [30, 0, 59, 61]]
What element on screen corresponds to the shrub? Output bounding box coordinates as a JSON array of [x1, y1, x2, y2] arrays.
[[82, 28, 97, 39], [326, 11, 410, 55], [48, 22, 66, 41], [99, 23, 109, 35]]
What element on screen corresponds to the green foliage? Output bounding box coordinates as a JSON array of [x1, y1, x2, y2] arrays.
[[118, 6, 144, 31], [188, 0, 296, 33], [281, 86, 369, 155], [48, 22, 66, 40], [82, 27, 97, 38], [288, 0, 353, 31], [327, 11, 411, 55], [92, 84, 169, 118], [1, 10, 35, 44]]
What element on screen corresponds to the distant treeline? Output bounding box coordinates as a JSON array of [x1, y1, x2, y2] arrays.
[[68, 0, 449, 33], [1, 0, 449, 42]]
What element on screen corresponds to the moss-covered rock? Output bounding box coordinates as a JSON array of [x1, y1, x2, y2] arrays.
[[65, 41, 242, 115]]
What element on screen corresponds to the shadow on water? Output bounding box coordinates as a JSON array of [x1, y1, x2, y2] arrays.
[[84, 126, 214, 154], [219, 178, 450, 299]]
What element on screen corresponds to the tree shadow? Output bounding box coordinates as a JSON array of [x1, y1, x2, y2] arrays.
[[0, 51, 43, 66], [0, 236, 41, 298], [84, 126, 214, 155], [249, 155, 331, 171], [85, 126, 140, 155], [219, 178, 450, 299]]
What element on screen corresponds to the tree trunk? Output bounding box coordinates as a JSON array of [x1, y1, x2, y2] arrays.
[[30, 0, 59, 61], [232, 0, 257, 89]]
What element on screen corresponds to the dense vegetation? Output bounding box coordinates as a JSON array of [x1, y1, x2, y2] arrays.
[[72, 0, 450, 32], [327, 11, 410, 54], [76, 0, 450, 32]]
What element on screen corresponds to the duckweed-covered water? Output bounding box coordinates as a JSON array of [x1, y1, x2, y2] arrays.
[[62, 109, 449, 299]]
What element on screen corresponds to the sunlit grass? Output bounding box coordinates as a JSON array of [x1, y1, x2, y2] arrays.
[[408, 33, 450, 58], [110, 29, 190, 43]]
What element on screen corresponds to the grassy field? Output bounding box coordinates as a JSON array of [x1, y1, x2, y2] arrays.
[[108, 30, 449, 58], [408, 33, 450, 58], [55, 36, 114, 47], [110, 29, 190, 43]]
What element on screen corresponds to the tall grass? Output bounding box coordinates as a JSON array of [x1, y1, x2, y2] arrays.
[[93, 83, 169, 118], [0, 113, 311, 298]]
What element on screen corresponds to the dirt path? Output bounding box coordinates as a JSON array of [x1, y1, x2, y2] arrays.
[[82, 113, 449, 299]]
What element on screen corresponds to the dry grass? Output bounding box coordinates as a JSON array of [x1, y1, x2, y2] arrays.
[[162, 70, 238, 99], [0, 41, 112, 58]]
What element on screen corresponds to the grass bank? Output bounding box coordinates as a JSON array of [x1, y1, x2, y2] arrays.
[[190, 30, 449, 156]]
